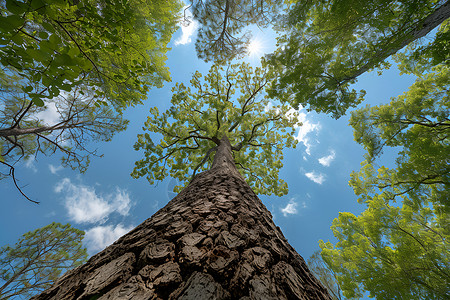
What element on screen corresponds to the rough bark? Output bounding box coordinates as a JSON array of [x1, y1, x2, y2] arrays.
[[32, 136, 331, 299]]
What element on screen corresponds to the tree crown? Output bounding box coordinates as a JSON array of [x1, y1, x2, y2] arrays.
[[0, 222, 88, 299], [132, 63, 299, 196]]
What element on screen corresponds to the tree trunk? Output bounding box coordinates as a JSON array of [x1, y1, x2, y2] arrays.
[[32, 136, 331, 299], [342, 0, 450, 83]]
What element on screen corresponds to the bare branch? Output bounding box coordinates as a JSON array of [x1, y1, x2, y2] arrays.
[[0, 160, 39, 204]]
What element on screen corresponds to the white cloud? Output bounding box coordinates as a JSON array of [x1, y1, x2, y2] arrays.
[[281, 196, 309, 217], [305, 171, 326, 184], [24, 156, 37, 172], [175, 7, 198, 46], [49, 164, 63, 174], [36, 102, 60, 125], [84, 224, 133, 254], [281, 199, 298, 217], [265, 103, 319, 155], [264, 102, 272, 112], [55, 178, 132, 224], [286, 107, 302, 127], [294, 109, 320, 155], [318, 150, 336, 167]]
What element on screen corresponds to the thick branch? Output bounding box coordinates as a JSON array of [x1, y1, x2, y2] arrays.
[[0, 121, 87, 138]]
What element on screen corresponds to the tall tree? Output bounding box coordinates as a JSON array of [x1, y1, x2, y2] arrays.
[[132, 63, 299, 196], [32, 135, 332, 299], [319, 51, 449, 298], [0, 222, 88, 300], [31, 62, 331, 299], [188, 0, 284, 62], [265, 0, 450, 118]]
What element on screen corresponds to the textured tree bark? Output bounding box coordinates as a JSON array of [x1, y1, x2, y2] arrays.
[[32, 136, 331, 299]]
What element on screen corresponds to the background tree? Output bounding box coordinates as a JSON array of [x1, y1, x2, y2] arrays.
[[0, 0, 181, 108], [0, 222, 88, 300], [188, 0, 284, 62], [307, 250, 345, 300], [0, 79, 128, 202], [0, 0, 181, 201], [319, 46, 449, 299], [132, 62, 299, 196], [320, 184, 449, 299], [265, 0, 450, 118]]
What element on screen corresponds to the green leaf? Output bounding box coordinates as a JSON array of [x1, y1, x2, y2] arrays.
[[0, 15, 24, 32], [38, 31, 49, 39], [41, 21, 54, 33], [49, 33, 62, 47], [23, 86, 33, 93], [5, 0, 27, 15], [32, 97, 44, 107]]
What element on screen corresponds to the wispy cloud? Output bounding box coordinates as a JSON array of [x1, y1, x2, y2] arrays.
[[281, 199, 298, 217], [24, 156, 37, 173], [280, 197, 308, 217], [305, 171, 325, 184], [318, 150, 336, 167], [54, 178, 132, 224], [36, 102, 60, 125], [174, 6, 198, 46], [295, 116, 320, 155], [49, 164, 63, 174], [292, 107, 320, 155], [265, 104, 320, 155], [84, 224, 133, 254]]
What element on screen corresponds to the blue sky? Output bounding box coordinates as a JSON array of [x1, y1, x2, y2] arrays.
[[0, 10, 417, 291]]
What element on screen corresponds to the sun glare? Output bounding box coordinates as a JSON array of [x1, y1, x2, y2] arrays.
[[247, 38, 264, 57]]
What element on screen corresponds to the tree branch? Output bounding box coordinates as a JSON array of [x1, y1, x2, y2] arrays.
[[0, 161, 39, 204]]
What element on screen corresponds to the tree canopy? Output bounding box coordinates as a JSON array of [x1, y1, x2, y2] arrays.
[[0, 0, 181, 108], [319, 46, 449, 299], [0, 0, 182, 201], [132, 63, 299, 196], [265, 0, 450, 118], [189, 0, 284, 62], [0, 222, 88, 299]]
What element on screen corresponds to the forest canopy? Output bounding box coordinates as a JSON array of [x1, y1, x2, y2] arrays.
[[0, 0, 448, 298]]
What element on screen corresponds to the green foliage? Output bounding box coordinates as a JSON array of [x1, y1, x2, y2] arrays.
[[0, 0, 181, 192], [265, 0, 447, 118], [0, 0, 181, 108], [319, 56, 449, 298], [350, 64, 449, 209], [191, 0, 284, 62], [132, 63, 299, 196], [0, 222, 88, 299], [320, 193, 449, 299], [394, 19, 450, 76]]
